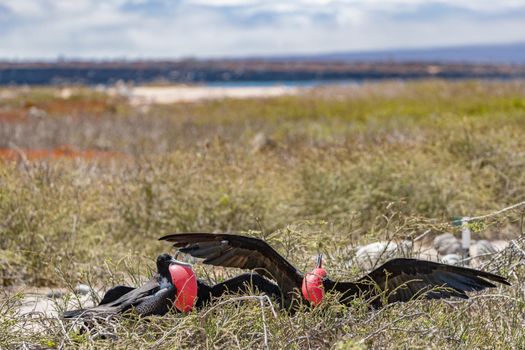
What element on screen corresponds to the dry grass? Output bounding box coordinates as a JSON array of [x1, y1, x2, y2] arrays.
[[1, 80, 525, 349]]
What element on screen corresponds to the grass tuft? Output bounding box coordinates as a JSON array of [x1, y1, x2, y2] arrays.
[[1, 80, 525, 348]]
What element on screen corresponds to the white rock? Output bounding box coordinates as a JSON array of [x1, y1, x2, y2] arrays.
[[433, 233, 462, 255], [46, 290, 65, 299], [75, 284, 91, 295], [439, 254, 462, 266], [411, 245, 439, 262], [58, 88, 72, 99], [27, 106, 47, 119], [491, 240, 509, 252], [251, 132, 276, 153], [355, 241, 413, 269], [470, 240, 496, 257]]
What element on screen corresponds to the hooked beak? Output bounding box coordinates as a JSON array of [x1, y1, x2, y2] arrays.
[[170, 254, 193, 267], [316, 254, 323, 268]]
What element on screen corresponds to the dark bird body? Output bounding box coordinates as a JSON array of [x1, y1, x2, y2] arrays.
[[159, 233, 510, 309], [63, 254, 177, 319], [64, 253, 281, 320]]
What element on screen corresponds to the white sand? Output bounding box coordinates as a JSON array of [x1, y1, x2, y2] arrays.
[[122, 85, 300, 105]]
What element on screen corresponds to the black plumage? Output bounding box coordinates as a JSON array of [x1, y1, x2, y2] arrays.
[[63, 254, 178, 319], [63, 253, 282, 320], [159, 233, 510, 309]]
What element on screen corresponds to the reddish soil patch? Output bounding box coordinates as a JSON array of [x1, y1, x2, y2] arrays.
[[42, 99, 118, 116], [0, 109, 27, 123], [0, 146, 122, 161]]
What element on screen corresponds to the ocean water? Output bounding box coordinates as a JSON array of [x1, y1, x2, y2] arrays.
[[203, 79, 361, 88]]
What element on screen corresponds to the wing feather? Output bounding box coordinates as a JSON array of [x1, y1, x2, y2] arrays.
[[63, 276, 166, 319], [355, 258, 509, 304], [159, 233, 304, 294]]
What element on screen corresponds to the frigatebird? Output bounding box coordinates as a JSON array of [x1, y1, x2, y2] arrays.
[[64, 253, 281, 320], [159, 233, 510, 309]]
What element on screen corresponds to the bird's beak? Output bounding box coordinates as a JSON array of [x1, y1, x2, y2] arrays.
[[316, 254, 323, 268], [171, 256, 193, 267]]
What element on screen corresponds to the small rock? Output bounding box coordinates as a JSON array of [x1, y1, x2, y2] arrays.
[[27, 106, 47, 119], [58, 88, 72, 99], [75, 284, 91, 295], [46, 290, 65, 299], [491, 240, 509, 252], [433, 233, 462, 255], [251, 132, 276, 153], [440, 254, 462, 266], [411, 245, 439, 262], [470, 240, 496, 257], [355, 240, 413, 269]]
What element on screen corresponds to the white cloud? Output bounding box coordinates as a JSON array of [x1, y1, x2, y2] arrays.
[[0, 0, 524, 59]]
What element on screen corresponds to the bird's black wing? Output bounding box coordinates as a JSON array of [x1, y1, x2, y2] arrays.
[[333, 258, 510, 306], [159, 233, 304, 293], [132, 283, 176, 316], [64, 276, 174, 319], [98, 285, 136, 305]]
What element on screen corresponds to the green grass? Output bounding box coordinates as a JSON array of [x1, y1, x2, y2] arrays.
[[1, 80, 524, 348]]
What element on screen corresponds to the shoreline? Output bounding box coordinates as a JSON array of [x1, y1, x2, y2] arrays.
[[119, 84, 301, 104]]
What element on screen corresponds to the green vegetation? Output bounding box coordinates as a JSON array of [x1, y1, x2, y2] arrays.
[[1, 80, 524, 349]]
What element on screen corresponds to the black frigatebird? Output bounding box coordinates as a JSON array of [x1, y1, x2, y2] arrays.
[[159, 233, 510, 309], [64, 253, 281, 320]]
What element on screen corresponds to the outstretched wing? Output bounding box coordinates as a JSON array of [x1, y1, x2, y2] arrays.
[[340, 258, 510, 306], [159, 233, 304, 294], [103, 277, 163, 309], [63, 276, 174, 319]]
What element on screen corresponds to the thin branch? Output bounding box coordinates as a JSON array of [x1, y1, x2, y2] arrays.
[[259, 296, 270, 350], [463, 200, 525, 222], [413, 229, 431, 242]]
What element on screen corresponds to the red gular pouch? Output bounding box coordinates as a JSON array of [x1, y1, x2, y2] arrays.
[[168, 261, 198, 313], [301, 254, 327, 306]]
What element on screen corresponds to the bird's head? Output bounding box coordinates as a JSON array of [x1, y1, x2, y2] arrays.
[[167, 254, 198, 313], [301, 254, 327, 306], [155, 253, 198, 312], [156, 253, 175, 281]]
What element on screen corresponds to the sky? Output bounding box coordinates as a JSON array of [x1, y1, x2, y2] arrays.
[[0, 0, 525, 59]]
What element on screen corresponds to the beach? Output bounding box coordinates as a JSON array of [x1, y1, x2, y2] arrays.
[[120, 84, 300, 105]]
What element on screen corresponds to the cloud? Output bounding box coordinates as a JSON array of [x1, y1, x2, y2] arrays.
[[0, 0, 524, 59]]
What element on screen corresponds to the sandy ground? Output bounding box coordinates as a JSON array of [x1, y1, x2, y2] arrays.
[[3, 287, 100, 333], [17, 293, 94, 318], [111, 84, 300, 105], [13, 286, 100, 317]]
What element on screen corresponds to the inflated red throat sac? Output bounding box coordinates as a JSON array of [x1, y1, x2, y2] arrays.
[[301, 254, 327, 306], [169, 262, 198, 312]]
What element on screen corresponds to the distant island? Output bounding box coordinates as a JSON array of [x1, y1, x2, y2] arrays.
[[1, 42, 525, 85]]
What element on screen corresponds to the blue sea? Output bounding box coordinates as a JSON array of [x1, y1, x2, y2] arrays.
[[203, 79, 360, 88]]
